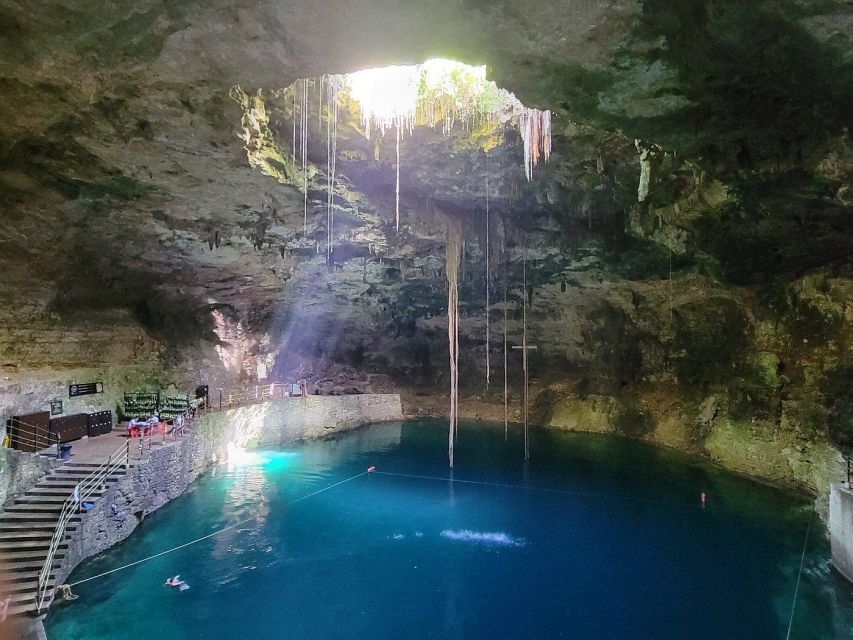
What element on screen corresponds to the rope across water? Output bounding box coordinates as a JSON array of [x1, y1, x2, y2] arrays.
[[373, 470, 706, 510], [785, 512, 813, 640], [67, 471, 367, 588]]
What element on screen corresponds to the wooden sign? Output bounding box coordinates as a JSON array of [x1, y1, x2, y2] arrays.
[[69, 382, 103, 397]]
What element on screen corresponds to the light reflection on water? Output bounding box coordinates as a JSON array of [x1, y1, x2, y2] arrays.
[[45, 420, 853, 640]]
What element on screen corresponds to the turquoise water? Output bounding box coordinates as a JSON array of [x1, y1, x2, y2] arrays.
[[46, 420, 853, 639]]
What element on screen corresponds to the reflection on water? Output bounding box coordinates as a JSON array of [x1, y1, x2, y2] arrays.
[[45, 420, 853, 640], [295, 421, 402, 471], [440, 529, 527, 547]]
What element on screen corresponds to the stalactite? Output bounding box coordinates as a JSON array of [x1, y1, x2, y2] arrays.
[[519, 108, 552, 181], [635, 139, 652, 203], [446, 220, 461, 469], [346, 63, 553, 220]]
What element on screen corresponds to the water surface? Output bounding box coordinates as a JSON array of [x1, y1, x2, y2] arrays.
[[46, 420, 853, 639]]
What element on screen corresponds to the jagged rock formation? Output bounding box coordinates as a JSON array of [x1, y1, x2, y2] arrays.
[[1, 0, 852, 495]]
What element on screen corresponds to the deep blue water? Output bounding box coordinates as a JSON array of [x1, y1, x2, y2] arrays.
[[45, 420, 853, 639]]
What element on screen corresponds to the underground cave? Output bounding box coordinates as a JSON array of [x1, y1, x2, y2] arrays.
[[0, 1, 852, 639]]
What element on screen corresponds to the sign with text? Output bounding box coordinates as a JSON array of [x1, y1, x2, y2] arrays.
[[69, 382, 104, 397]]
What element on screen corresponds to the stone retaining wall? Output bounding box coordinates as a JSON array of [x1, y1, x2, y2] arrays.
[[51, 394, 401, 605]]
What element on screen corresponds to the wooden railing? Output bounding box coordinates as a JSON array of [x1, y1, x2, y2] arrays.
[[36, 440, 130, 612]]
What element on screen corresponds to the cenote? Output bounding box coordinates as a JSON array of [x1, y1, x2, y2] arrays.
[[3, 3, 853, 635], [45, 420, 853, 640]]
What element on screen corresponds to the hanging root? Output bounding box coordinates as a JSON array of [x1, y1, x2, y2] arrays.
[[446, 219, 461, 468], [503, 232, 509, 439], [485, 172, 490, 390]]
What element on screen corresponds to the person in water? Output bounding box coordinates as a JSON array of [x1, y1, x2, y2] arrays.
[[164, 575, 189, 590]]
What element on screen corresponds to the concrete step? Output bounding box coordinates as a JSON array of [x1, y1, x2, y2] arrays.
[[0, 540, 64, 552], [52, 465, 126, 474], [8, 583, 53, 609], [0, 511, 75, 521], [7, 591, 45, 606], [0, 570, 56, 588], [0, 531, 53, 541], [24, 486, 106, 496], [39, 479, 93, 487], [0, 548, 65, 561], [2, 580, 42, 595], [4, 503, 65, 513], [48, 472, 124, 482], [0, 558, 62, 572], [56, 461, 126, 469], [50, 467, 125, 478], [15, 495, 76, 505], [0, 519, 70, 529], [7, 602, 38, 617]]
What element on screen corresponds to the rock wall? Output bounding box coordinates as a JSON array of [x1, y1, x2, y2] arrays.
[[402, 390, 845, 515], [546, 393, 846, 502], [830, 483, 853, 583], [0, 448, 57, 508]]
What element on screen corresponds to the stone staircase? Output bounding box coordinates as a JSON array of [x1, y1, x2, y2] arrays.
[[0, 461, 129, 617]]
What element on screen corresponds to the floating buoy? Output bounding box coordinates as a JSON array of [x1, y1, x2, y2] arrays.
[[700, 492, 706, 504], [367, 466, 376, 473]]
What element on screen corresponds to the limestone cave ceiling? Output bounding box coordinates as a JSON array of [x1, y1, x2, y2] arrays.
[[1, 0, 852, 441]]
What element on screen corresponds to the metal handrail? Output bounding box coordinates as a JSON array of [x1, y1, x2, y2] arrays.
[[35, 440, 130, 612]]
